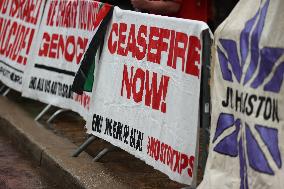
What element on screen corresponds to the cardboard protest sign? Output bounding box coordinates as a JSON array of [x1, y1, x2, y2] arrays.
[[81, 7, 210, 185], [22, 0, 113, 118], [0, 0, 45, 91], [199, 0, 284, 188]]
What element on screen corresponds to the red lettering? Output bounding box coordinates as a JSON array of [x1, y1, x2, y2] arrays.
[[76, 37, 88, 64], [145, 71, 170, 113], [173, 150, 181, 173], [151, 74, 169, 113], [157, 28, 170, 64], [147, 137, 195, 177], [25, 29, 35, 57], [154, 139, 161, 161], [121, 65, 134, 99], [65, 35, 75, 62], [145, 70, 152, 107], [167, 31, 176, 67], [109, 23, 202, 78], [12, 26, 22, 59], [108, 23, 118, 54], [0, 19, 10, 54], [5, 22, 17, 57], [160, 143, 165, 163], [79, 1, 99, 30], [47, 1, 57, 26], [0, 0, 9, 14], [172, 32, 188, 71], [39, 32, 50, 57], [132, 68, 145, 103], [121, 65, 169, 113], [73, 92, 91, 109], [9, 0, 20, 17], [152, 137, 157, 158], [147, 27, 160, 64], [136, 25, 147, 60], [187, 156, 195, 177], [56, 1, 78, 28], [117, 23, 127, 56], [9, 0, 42, 25], [179, 154, 189, 174], [57, 34, 65, 59], [12, 26, 28, 61], [0, 18, 3, 32], [166, 145, 174, 170], [125, 24, 137, 58], [38, 33, 88, 64], [31, 0, 43, 25], [49, 33, 59, 58], [17, 27, 32, 65], [163, 144, 169, 164], [0, 19, 34, 64], [185, 36, 201, 77]]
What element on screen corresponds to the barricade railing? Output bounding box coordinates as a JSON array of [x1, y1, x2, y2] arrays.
[[0, 0, 212, 187]]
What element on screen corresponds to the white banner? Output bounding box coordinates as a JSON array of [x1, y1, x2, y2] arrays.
[[199, 0, 284, 188], [85, 7, 209, 185], [22, 0, 113, 118], [0, 0, 45, 91]]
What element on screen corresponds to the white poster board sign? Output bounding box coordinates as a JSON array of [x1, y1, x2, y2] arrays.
[[85, 7, 209, 185], [0, 0, 45, 91], [22, 0, 113, 118]]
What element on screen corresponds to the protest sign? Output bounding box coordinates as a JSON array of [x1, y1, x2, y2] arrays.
[[22, 0, 113, 118], [81, 7, 210, 185], [199, 0, 284, 188], [0, 0, 45, 91]]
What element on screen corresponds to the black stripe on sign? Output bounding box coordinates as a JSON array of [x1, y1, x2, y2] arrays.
[[35, 64, 76, 77], [0, 60, 24, 73]]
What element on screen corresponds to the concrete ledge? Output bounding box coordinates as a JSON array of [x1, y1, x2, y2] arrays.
[[0, 97, 131, 189]]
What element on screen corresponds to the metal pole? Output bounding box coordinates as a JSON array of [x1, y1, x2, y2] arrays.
[[72, 135, 96, 157], [47, 109, 69, 124], [35, 104, 52, 121], [2, 88, 10, 96], [0, 85, 6, 93], [93, 146, 117, 162], [199, 29, 212, 178]]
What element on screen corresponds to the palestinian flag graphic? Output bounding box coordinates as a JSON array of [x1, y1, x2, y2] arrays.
[[72, 3, 113, 94]]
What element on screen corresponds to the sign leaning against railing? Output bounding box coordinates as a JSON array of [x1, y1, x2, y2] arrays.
[[199, 0, 284, 189], [0, 0, 45, 91], [22, 0, 113, 118], [75, 7, 210, 185]]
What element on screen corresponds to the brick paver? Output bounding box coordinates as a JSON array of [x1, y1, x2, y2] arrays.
[[0, 135, 60, 189]]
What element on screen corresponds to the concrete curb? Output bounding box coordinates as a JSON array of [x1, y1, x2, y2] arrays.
[[0, 97, 131, 189]]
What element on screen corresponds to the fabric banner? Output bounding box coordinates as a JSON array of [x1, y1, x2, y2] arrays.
[[0, 0, 45, 91], [82, 7, 209, 185], [22, 0, 113, 118], [199, 0, 284, 188]]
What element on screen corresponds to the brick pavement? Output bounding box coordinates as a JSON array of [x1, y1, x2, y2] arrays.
[[0, 135, 60, 189]]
